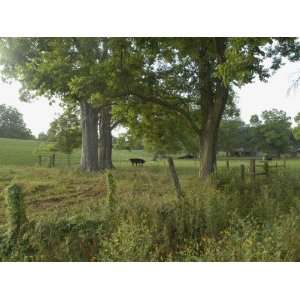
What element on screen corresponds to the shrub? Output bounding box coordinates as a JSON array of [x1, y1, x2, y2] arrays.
[[106, 172, 116, 211], [178, 213, 300, 262], [98, 221, 156, 261], [1, 167, 300, 261], [4, 183, 27, 237]]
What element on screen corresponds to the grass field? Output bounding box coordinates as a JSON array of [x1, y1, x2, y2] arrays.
[[1, 137, 300, 261], [0, 137, 155, 167], [1, 137, 300, 171]]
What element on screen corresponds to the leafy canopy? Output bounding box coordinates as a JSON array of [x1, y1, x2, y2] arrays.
[[0, 104, 33, 139]]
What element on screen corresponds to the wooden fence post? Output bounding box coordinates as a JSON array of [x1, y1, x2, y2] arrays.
[[167, 157, 183, 200], [48, 156, 52, 168], [264, 161, 269, 176], [38, 155, 42, 167], [226, 159, 229, 170], [250, 159, 256, 179], [240, 164, 245, 181], [52, 154, 56, 167]]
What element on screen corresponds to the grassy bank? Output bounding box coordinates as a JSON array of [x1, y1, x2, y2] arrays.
[[0, 163, 299, 261]]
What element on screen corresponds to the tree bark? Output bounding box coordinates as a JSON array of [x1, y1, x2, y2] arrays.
[[200, 126, 216, 177], [198, 81, 229, 177], [98, 105, 113, 170], [167, 156, 183, 200], [80, 100, 99, 172], [198, 37, 228, 178]]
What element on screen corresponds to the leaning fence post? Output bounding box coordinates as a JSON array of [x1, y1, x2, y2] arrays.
[[250, 159, 256, 179], [240, 164, 245, 182], [167, 157, 183, 200], [264, 161, 269, 177], [226, 159, 230, 170]]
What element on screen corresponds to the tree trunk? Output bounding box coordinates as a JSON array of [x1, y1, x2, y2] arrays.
[[197, 37, 228, 178], [199, 88, 228, 178], [200, 126, 217, 177], [80, 100, 99, 172], [98, 105, 113, 170], [167, 157, 183, 200]]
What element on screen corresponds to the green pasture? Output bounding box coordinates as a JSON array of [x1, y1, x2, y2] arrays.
[[1, 137, 300, 174], [0, 137, 154, 168]]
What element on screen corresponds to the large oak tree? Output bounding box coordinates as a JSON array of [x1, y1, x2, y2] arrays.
[[115, 38, 300, 177], [0, 38, 117, 171]]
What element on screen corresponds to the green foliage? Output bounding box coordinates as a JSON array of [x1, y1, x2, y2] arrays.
[[252, 109, 293, 155], [218, 118, 245, 154], [113, 133, 143, 151], [218, 109, 294, 157], [0, 217, 104, 261], [98, 221, 154, 261], [47, 108, 81, 155], [34, 142, 58, 155], [0, 104, 33, 139], [292, 112, 300, 144], [190, 214, 300, 262], [0, 38, 108, 103], [4, 183, 27, 236], [118, 103, 199, 156], [113, 134, 130, 150]]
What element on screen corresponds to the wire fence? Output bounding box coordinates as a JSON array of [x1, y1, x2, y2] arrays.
[[1, 153, 297, 180]]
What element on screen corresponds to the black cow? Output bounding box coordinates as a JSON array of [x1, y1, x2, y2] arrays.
[[129, 158, 145, 166], [263, 155, 273, 161]]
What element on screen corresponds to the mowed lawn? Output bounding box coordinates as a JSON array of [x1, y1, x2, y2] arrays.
[[0, 138, 41, 166], [0, 137, 154, 168]]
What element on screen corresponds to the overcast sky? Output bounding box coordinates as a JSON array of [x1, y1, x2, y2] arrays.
[[1, 60, 300, 136]]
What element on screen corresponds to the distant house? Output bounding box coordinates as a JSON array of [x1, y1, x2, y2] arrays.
[[284, 146, 300, 157], [290, 147, 300, 157], [295, 147, 300, 154]]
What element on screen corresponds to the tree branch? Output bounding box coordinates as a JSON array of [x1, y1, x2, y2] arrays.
[[128, 91, 200, 134]]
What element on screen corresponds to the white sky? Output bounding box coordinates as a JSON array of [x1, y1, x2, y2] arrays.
[[1, 60, 300, 136], [0, 80, 63, 136], [238, 61, 300, 124]]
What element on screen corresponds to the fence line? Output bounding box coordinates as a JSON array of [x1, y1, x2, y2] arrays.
[[34, 154, 289, 182]]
